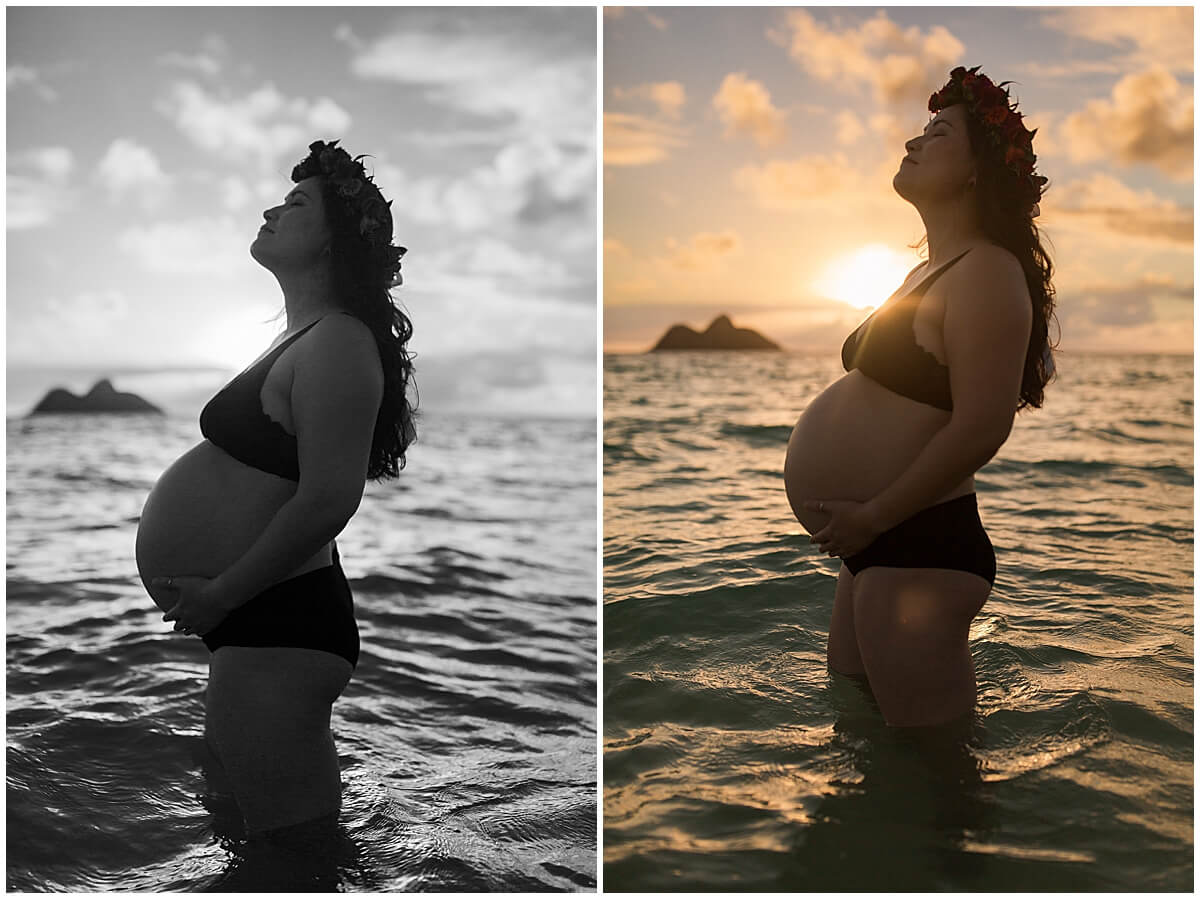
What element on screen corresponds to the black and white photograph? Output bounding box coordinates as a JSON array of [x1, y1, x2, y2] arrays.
[[7, 6, 597, 891]]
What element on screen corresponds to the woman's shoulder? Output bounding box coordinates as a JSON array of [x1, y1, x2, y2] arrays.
[[947, 243, 1032, 334], [301, 312, 383, 377], [307, 312, 378, 350], [960, 242, 1024, 284]]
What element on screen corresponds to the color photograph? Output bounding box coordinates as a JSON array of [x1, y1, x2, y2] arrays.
[[8, 6, 596, 891], [604, 6, 1192, 891]]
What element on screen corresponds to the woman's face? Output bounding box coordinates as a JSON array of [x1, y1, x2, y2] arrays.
[[250, 175, 332, 271], [892, 103, 976, 206]]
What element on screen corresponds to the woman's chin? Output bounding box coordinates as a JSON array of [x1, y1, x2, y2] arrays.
[[248, 241, 272, 267]]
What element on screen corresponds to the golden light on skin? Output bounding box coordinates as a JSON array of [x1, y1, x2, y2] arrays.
[[812, 243, 915, 310]]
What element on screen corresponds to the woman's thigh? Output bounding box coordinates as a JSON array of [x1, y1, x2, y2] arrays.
[[205, 647, 352, 783], [850, 566, 990, 724], [827, 564, 865, 676], [206, 646, 352, 722], [205, 647, 353, 829]]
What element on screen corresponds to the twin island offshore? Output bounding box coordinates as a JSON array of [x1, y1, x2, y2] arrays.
[[651, 314, 780, 351], [30, 379, 163, 415]]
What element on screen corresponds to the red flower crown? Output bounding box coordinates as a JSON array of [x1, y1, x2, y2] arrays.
[[291, 140, 406, 287], [928, 67, 1047, 210]]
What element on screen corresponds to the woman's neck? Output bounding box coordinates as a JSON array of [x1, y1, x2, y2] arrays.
[[272, 266, 340, 333], [917, 200, 986, 268]]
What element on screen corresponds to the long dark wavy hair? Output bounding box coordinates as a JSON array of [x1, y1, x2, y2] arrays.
[[288, 139, 417, 479], [315, 176, 417, 478], [952, 101, 1059, 411]]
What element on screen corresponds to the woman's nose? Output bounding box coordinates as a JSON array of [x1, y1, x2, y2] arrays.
[[904, 136, 921, 153]]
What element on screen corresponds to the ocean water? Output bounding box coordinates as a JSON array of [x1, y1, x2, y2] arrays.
[[7, 411, 597, 892], [603, 351, 1193, 891]]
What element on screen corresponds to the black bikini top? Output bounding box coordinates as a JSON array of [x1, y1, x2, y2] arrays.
[[840, 249, 971, 411], [199, 318, 323, 481]]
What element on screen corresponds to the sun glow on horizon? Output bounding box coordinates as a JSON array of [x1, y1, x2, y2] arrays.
[[813, 244, 916, 310], [200, 308, 288, 371]]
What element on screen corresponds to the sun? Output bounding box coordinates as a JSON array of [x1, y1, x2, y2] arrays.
[[813, 244, 916, 310]]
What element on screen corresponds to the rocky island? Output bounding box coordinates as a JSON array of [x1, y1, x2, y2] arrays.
[[651, 314, 781, 351], [31, 379, 163, 415]]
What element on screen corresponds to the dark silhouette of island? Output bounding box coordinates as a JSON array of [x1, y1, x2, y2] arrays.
[[31, 379, 163, 415], [652, 314, 781, 351]]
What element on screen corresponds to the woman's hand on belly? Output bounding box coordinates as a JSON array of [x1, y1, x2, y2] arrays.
[[151, 575, 238, 636], [802, 498, 883, 559]]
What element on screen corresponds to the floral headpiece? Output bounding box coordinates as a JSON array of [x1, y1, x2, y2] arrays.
[[928, 66, 1047, 213], [291, 139, 406, 287]]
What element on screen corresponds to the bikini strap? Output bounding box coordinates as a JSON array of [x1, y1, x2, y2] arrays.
[[909, 249, 972, 297]]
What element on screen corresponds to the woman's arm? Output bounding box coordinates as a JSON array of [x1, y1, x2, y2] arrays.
[[212, 315, 384, 608], [862, 245, 1032, 533]]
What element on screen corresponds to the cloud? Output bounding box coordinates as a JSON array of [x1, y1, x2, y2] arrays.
[[24, 146, 72, 180], [156, 81, 353, 171], [733, 154, 856, 210], [604, 238, 631, 258], [416, 350, 594, 417], [48, 289, 130, 324], [394, 129, 523, 150], [1017, 60, 1133, 79], [1041, 7, 1193, 74], [386, 137, 593, 243], [157, 42, 226, 78], [8, 289, 132, 366], [712, 73, 786, 147], [341, 20, 594, 146], [661, 230, 741, 271], [614, 80, 691, 121], [220, 175, 253, 211], [613, 80, 687, 119], [1054, 275, 1193, 353], [1067, 278, 1187, 328], [382, 142, 595, 307], [406, 261, 596, 357], [1045, 173, 1192, 245], [463, 236, 584, 294], [96, 138, 170, 205], [1059, 66, 1193, 180], [604, 7, 668, 31], [7, 64, 57, 102], [771, 10, 963, 106], [7, 146, 73, 229], [604, 112, 688, 166], [158, 51, 221, 77], [117, 216, 254, 275], [157, 34, 231, 78], [835, 110, 865, 145]]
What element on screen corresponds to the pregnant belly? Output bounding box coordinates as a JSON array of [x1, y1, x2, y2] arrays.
[[135, 441, 307, 613], [784, 371, 963, 536]]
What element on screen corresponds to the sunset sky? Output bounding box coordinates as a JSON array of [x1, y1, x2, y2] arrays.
[[603, 6, 1193, 355], [7, 6, 596, 417]]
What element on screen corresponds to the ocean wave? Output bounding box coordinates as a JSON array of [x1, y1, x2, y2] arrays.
[[6, 407, 596, 891], [717, 422, 795, 446], [604, 352, 1192, 890]]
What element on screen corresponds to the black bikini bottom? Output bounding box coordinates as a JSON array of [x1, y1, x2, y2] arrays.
[[202, 552, 360, 668], [843, 493, 996, 586]]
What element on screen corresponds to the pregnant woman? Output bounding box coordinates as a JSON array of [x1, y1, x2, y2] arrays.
[[136, 140, 414, 842], [784, 67, 1056, 728]]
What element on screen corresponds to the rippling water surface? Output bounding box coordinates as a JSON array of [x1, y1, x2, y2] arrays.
[[7, 411, 596, 892], [603, 351, 1192, 891]]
